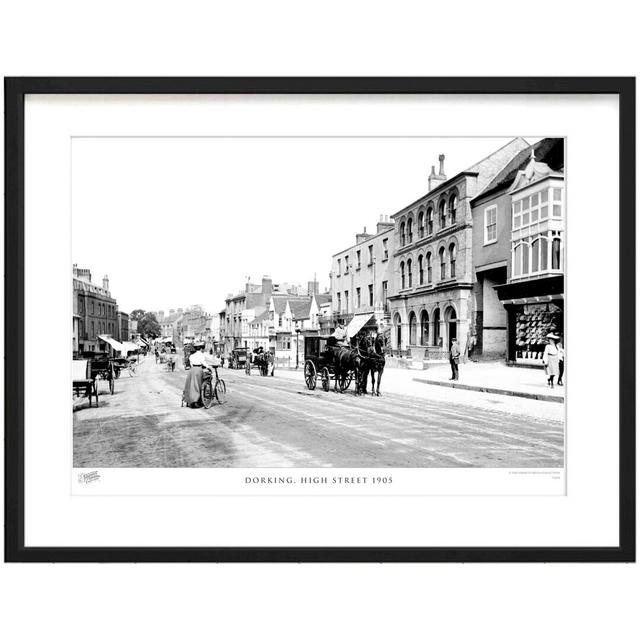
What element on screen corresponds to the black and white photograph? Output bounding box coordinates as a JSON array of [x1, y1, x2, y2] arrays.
[[71, 135, 566, 472]]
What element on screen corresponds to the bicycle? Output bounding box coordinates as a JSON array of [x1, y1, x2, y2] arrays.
[[200, 365, 226, 409]]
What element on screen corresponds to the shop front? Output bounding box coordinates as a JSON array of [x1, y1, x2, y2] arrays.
[[495, 275, 564, 365]]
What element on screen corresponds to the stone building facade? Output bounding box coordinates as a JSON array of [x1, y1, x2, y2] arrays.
[[386, 139, 530, 360]]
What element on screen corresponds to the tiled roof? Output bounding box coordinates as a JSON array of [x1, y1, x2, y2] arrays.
[[289, 299, 312, 320], [472, 138, 564, 203], [251, 310, 270, 324]]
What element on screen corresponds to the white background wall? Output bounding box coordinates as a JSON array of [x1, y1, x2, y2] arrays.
[[1, 2, 638, 639]]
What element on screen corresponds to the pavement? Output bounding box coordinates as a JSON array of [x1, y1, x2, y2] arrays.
[[73, 353, 564, 468], [410, 361, 565, 403]]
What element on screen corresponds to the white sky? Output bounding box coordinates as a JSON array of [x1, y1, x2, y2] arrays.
[[71, 137, 533, 315]]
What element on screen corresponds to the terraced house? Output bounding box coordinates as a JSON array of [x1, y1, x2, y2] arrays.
[[387, 138, 530, 360]]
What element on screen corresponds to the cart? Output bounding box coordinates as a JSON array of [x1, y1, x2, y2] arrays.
[[229, 347, 249, 370], [79, 351, 116, 395], [303, 336, 353, 392]]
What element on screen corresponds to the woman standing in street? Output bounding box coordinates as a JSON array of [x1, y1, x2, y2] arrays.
[[182, 341, 206, 408], [542, 333, 560, 388]]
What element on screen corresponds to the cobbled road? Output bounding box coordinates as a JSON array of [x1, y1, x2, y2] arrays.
[[73, 356, 564, 468]]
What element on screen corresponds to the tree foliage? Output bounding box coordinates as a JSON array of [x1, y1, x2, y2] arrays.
[[130, 309, 146, 322], [137, 312, 161, 339]]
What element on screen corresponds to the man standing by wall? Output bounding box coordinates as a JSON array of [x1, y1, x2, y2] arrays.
[[449, 338, 461, 380]]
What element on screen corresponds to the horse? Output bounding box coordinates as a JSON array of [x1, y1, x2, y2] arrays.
[[357, 334, 386, 396], [327, 345, 363, 394]]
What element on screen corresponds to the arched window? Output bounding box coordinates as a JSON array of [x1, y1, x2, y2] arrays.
[[418, 210, 425, 238], [426, 252, 432, 283], [409, 312, 417, 345], [433, 308, 441, 346], [407, 217, 413, 243], [449, 243, 457, 278], [393, 313, 402, 350], [407, 258, 413, 287], [439, 200, 447, 228], [420, 310, 429, 346], [444, 306, 457, 347], [426, 207, 434, 235], [448, 194, 458, 225], [439, 247, 446, 279], [552, 237, 562, 270], [400, 222, 406, 246], [418, 255, 424, 285], [400, 261, 406, 289]]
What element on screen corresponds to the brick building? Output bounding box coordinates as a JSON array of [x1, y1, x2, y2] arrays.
[[73, 265, 119, 356]]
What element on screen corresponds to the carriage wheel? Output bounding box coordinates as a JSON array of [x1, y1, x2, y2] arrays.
[[339, 372, 353, 392], [201, 380, 214, 409], [304, 360, 317, 390], [321, 367, 330, 392], [214, 379, 227, 404], [245, 361, 251, 375]]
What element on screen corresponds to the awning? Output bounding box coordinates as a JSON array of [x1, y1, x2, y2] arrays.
[[345, 313, 375, 339], [121, 341, 140, 352], [98, 334, 124, 351]]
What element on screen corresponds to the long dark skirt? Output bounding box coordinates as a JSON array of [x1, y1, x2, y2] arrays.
[[183, 366, 203, 407]]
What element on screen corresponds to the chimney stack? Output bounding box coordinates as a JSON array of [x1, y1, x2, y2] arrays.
[[262, 275, 273, 298], [429, 154, 448, 191], [356, 226, 372, 244], [377, 216, 395, 234]]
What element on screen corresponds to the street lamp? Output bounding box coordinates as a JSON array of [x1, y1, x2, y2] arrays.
[[295, 328, 301, 369]]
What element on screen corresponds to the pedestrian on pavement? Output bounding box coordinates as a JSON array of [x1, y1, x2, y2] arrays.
[[557, 338, 565, 386], [542, 333, 560, 388], [182, 341, 206, 408], [449, 338, 461, 380]]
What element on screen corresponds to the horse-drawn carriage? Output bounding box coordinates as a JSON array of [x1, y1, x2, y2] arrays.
[[303, 332, 387, 396], [245, 348, 275, 376], [303, 336, 355, 392], [229, 347, 249, 370]]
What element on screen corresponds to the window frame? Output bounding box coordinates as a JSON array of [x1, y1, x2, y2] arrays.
[[484, 205, 498, 245]]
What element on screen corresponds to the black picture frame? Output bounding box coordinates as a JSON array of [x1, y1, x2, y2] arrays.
[[4, 77, 635, 563]]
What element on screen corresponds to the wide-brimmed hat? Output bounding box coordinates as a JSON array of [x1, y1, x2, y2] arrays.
[[546, 333, 560, 340]]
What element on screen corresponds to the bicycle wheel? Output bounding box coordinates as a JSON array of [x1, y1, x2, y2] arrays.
[[201, 380, 214, 409], [214, 379, 227, 404]]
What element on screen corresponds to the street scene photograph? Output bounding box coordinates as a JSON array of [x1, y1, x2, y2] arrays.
[[72, 135, 565, 469]]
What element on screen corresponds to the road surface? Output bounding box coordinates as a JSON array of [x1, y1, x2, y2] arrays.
[[73, 355, 564, 468]]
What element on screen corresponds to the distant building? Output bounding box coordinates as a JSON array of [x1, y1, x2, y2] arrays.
[[73, 265, 119, 355], [329, 217, 395, 339], [117, 311, 130, 343], [221, 276, 274, 355]]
